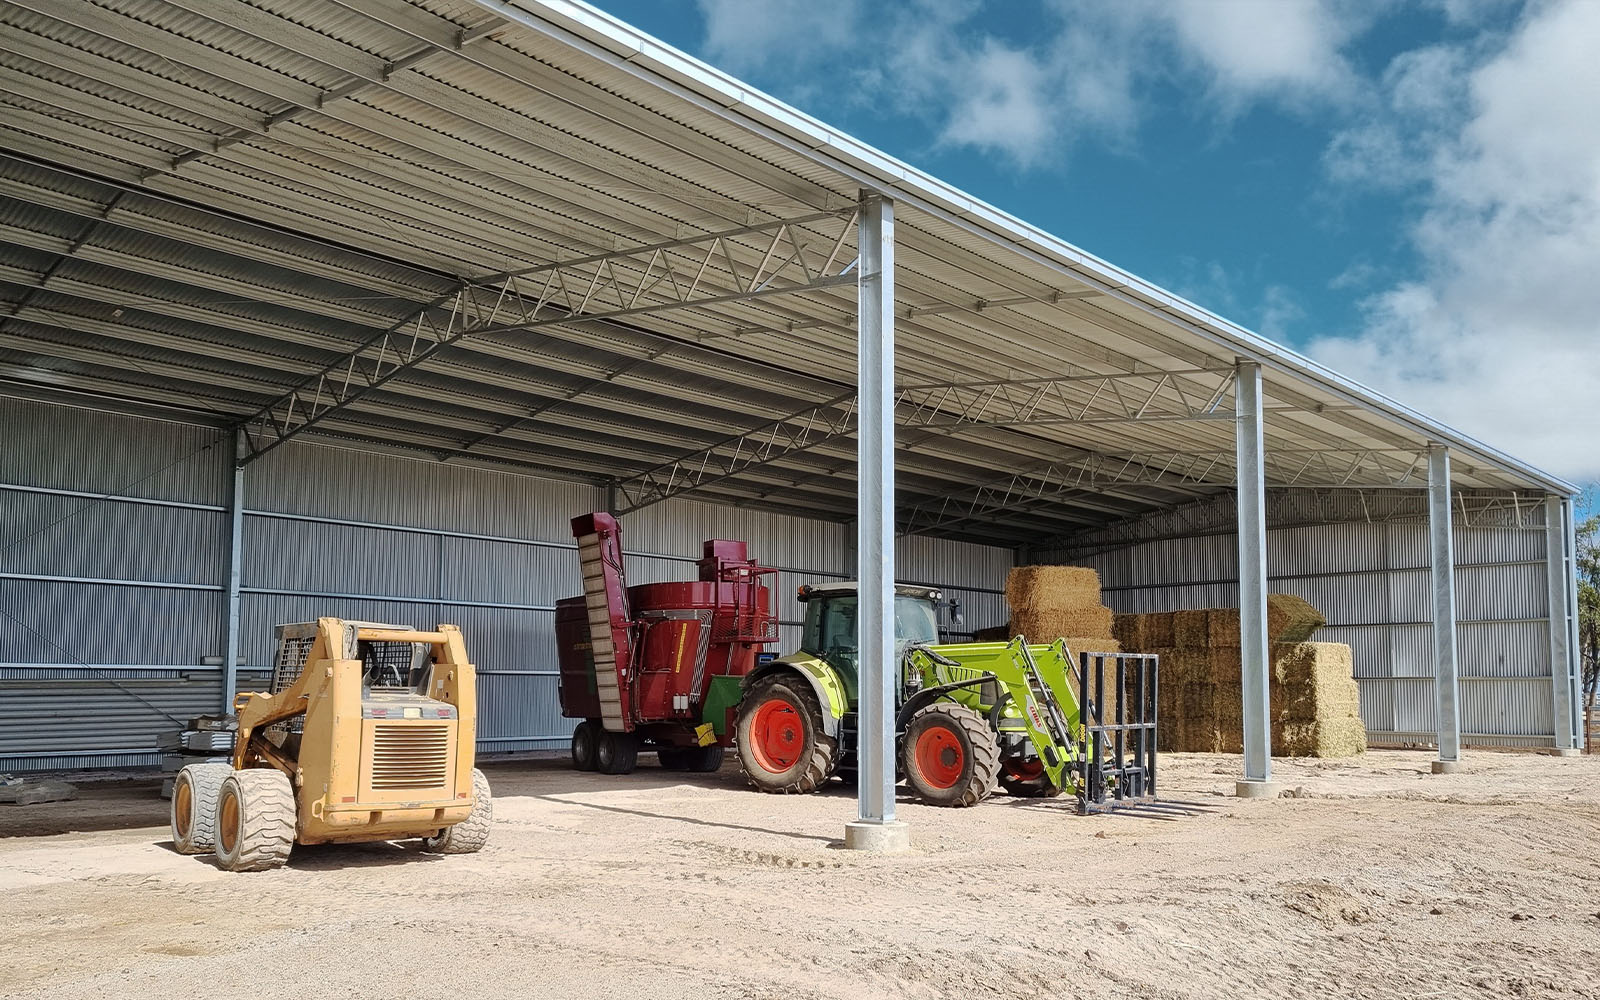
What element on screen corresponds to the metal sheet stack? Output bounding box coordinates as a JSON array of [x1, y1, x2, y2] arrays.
[[1112, 596, 1367, 757]]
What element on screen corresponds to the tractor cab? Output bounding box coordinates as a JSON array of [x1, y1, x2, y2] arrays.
[[796, 582, 943, 686]]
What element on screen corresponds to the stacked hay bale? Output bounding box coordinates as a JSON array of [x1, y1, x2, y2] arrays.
[[1003, 565, 1120, 656], [1115, 596, 1366, 758]]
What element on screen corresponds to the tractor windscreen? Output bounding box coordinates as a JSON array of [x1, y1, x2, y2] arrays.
[[806, 595, 940, 655]]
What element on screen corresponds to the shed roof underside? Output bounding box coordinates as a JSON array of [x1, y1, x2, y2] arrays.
[[0, 0, 1572, 547]]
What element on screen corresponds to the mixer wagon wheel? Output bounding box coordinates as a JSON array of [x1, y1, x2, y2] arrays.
[[570, 720, 600, 771], [735, 678, 836, 793], [596, 729, 639, 774], [688, 744, 726, 773], [657, 746, 690, 770], [997, 757, 1064, 799], [902, 702, 1000, 807]]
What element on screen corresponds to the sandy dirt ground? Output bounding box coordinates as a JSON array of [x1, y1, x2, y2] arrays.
[[2, 749, 1599, 1000]]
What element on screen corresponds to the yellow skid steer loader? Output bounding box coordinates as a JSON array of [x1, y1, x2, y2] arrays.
[[170, 618, 491, 871]]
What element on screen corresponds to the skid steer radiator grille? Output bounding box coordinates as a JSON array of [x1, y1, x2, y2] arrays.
[[369, 724, 451, 790]]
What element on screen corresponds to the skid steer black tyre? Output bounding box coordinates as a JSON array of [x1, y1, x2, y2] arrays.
[[902, 702, 1000, 807], [171, 762, 231, 855], [423, 768, 492, 854], [213, 769, 295, 872], [998, 757, 1065, 799], [736, 678, 836, 793], [597, 729, 639, 774], [570, 720, 600, 771]]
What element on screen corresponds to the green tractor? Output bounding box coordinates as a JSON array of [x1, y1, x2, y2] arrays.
[[724, 582, 1137, 807]]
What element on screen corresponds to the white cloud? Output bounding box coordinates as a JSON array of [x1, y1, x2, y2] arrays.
[[1311, 0, 1600, 484], [695, 0, 862, 75], [1161, 0, 1364, 105], [695, 0, 1370, 165]]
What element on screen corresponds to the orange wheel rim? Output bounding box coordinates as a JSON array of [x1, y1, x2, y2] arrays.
[[219, 790, 239, 854], [750, 697, 803, 773], [1004, 758, 1044, 782], [174, 781, 192, 838], [915, 726, 964, 789]]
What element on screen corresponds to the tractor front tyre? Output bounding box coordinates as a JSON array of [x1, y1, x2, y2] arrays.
[[735, 679, 836, 794], [423, 768, 492, 855], [570, 720, 600, 771], [596, 729, 639, 774], [902, 702, 1000, 807], [213, 769, 296, 872], [998, 757, 1064, 799], [171, 762, 231, 855]]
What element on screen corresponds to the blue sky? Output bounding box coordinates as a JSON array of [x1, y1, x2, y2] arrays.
[[590, 0, 1599, 513]]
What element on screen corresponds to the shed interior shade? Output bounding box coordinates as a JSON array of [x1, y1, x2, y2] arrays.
[[0, 0, 1571, 548]]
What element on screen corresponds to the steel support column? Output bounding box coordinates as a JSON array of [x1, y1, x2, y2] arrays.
[[1547, 496, 1577, 749], [848, 191, 903, 849], [1563, 497, 1584, 749], [1234, 362, 1271, 786], [1429, 446, 1462, 764], [221, 434, 245, 715]]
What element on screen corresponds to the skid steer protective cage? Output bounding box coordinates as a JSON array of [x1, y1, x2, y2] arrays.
[[1075, 652, 1159, 815]]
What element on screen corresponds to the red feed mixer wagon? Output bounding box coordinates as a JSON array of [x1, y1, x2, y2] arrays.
[[555, 512, 779, 774]]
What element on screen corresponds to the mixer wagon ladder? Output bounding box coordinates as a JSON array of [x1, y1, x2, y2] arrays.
[[572, 513, 634, 732]]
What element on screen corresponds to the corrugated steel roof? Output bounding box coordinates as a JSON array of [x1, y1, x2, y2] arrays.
[[0, 0, 1572, 548]]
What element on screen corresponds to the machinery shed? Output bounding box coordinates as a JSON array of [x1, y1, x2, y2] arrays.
[[0, 0, 1584, 779]]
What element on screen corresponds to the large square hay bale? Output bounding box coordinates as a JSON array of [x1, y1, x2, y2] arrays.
[[1143, 612, 1175, 649], [1112, 613, 1141, 650], [1173, 610, 1210, 648], [1273, 642, 1355, 686], [1005, 565, 1101, 610], [1273, 717, 1368, 758], [1207, 607, 1242, 648], [1011, 606, 1115, 642], [1271, 678, 1362, 723], [1158, 648, 1207, 687], [1208, 646, 1242, 685], [1267, 594, 1327, 645]]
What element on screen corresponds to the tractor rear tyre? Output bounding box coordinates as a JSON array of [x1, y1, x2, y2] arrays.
[[171, 762, 231, 855], [570, 720, 600, 771], [998, 757, 1064, 799], [213, 769, 296, 872], [423, 768, 492, 854], [902, 702, 1000, 807], [735, 678, 836, 793], [596, 729, 639, 774]]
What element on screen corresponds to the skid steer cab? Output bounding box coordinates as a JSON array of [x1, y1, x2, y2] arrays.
[[734, 584, 1155, 808], [169, 618, 491, 871]]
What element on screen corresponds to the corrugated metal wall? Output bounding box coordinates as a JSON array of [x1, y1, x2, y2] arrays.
[[1038, 517, 1558, 747], [1, 395, 1013, 770]]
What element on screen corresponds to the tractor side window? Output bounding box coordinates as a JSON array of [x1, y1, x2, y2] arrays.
[[821, 598, 857, 654]]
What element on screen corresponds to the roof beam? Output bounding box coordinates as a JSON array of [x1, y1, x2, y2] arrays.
[[613, 367, 1241, 511], [234, 209, 861, 463]]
